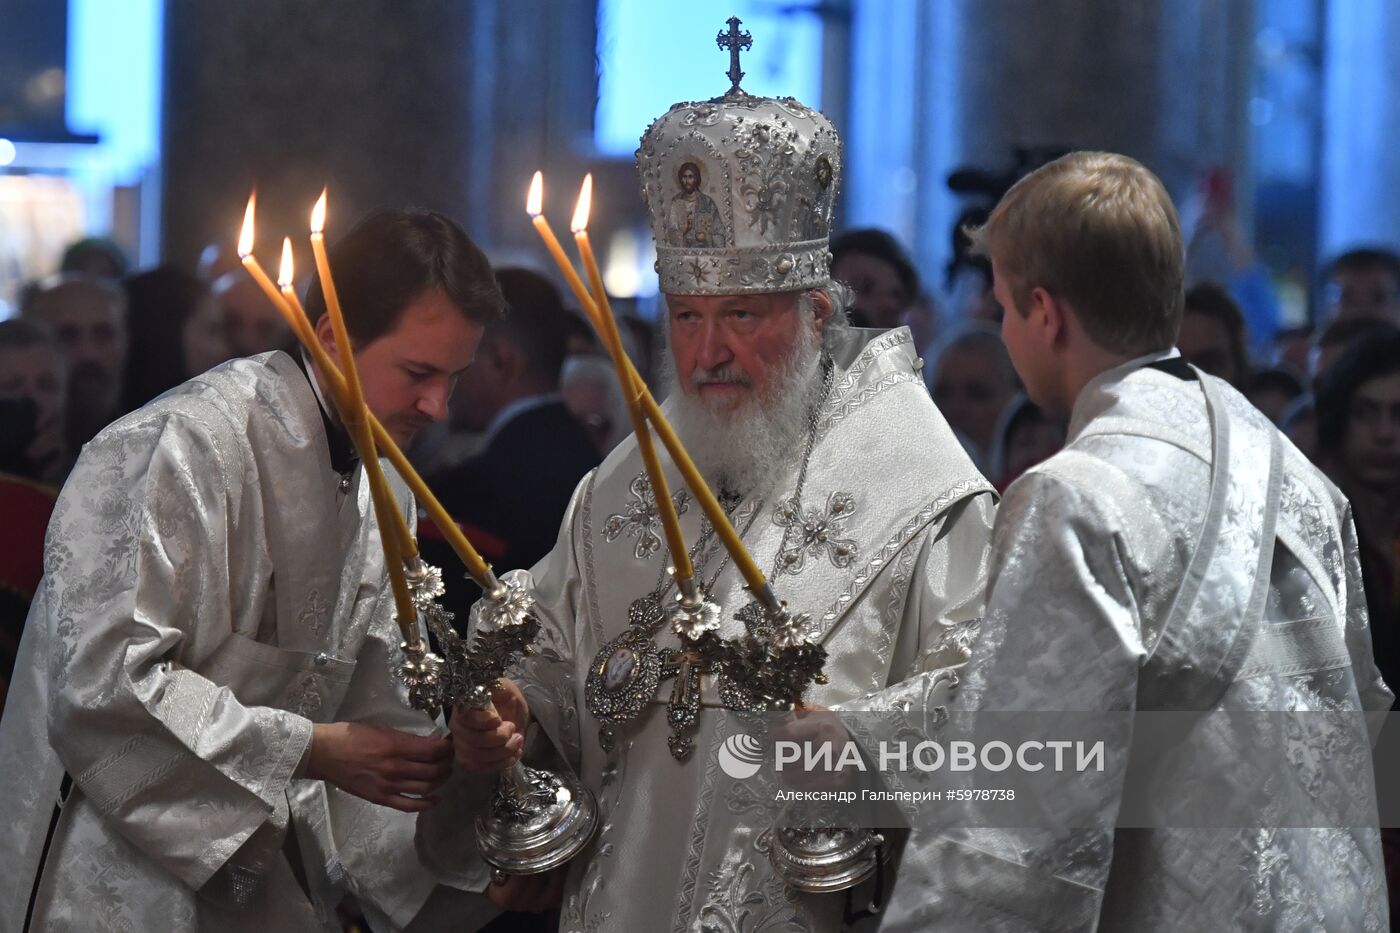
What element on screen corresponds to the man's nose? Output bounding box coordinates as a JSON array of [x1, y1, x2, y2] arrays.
[[418, 383, 451, 422], [694, 322, 734, 371]]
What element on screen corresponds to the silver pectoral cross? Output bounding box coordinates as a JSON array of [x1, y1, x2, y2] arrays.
[[662, 645, 714, 759]]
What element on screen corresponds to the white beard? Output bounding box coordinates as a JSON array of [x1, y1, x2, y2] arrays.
[[664, 323, 826, 498]]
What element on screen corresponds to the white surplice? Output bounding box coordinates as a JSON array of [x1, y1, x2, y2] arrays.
[[0, 352, 496, 932], [883, 353, 1394, 931], [424, 328, 998, 931]]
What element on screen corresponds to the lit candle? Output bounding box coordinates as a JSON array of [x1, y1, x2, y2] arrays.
[[280, 238, 416, 558], [236, 193, 493, 589], [527, 173, 773, 605], [568, 175, 692, 582], [305, 190, 420, 640]]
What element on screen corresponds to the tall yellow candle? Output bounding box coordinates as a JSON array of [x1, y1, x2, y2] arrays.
[[563, 174, 692, 583], [279, 239, 416, 559], [306, 190, 418, 640], [526, 174, 772, 604]]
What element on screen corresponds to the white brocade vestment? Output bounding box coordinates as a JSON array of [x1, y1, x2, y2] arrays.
[[424, 327, 998, 932], [883, 353, 1394, 931], [0, 352, 496, 933]]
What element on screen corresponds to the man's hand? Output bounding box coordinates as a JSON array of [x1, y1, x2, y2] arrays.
[[486, 865, 567, 913], [770, 704, 856, 791], [306, 722, 453, 812], [449, 678, 529, 774]]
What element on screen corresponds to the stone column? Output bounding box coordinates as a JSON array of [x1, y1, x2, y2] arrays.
[[847, 0, 1254, 290], [161, 0, 597, 267], [1319, 0, 1400, 255]]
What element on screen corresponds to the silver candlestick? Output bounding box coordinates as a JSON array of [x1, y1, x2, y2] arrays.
[[721, 589, 886, 898], [398, 559, 598, 879]]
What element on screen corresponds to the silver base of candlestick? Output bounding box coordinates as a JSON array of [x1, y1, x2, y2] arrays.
[[477, 763, 599, 881], [769, 826, 885, 894]]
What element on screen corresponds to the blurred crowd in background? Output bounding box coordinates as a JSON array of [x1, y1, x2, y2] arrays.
[[1, 163, 1398, 728]]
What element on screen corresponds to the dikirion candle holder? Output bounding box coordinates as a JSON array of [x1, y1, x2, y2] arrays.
[[400, 558, 598, 881], [714, 591, 887, 900]]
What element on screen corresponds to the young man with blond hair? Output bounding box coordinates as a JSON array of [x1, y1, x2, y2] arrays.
[[886, 152, 1392, 930]]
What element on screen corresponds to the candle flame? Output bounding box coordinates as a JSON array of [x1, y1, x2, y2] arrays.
[[278, 238, 295, 288], [526, 171, 543, 217], [570, 174, 593, 234], [310, 188, 328, 235], [237, 192, 256, 258]]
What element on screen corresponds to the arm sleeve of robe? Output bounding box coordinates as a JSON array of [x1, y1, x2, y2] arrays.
[[1338, 505, 1396, 713], [880, 470, 1146, 932], [43, 410, 314, 890], [833, 489, 997, 715]]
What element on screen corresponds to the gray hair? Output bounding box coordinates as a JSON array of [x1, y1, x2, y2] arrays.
[[23, 272, 127, 321], [798, 278, 853, 355]]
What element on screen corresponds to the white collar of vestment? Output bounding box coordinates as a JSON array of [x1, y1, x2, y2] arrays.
[[1067, 346, 1182, 439]]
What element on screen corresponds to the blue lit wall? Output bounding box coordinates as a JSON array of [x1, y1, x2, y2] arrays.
[[595, 0, 823, 157], [1321, 0, 1400, 257], [66, 0, 164, 185]]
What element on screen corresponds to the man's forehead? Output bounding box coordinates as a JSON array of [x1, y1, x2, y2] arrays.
[[664, 292, 794, 313]]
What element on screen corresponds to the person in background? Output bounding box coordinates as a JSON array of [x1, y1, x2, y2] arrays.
[[560, 353, 630, 458], [214, 271, 293, 358], [429, 267, 601, 623], [1183, 167, 1281, 356], [1312, 317, 1399, 383], [0, 321, 67, 717], [929, 323, 1020, 470], [59, 237, 129, 281], [0, 319, 68, 485], [1315, 332, 1400, 700], [23, 273, 130, 454], [121, 265, 230, 410], [1244, 365, 1307, 426], [1178, 281, 1248, 387], [988, 393, 1067, 490], [1282, 394, 1318, 462], [1321, 247, 1400, 327], [829, 227, 920, 330]]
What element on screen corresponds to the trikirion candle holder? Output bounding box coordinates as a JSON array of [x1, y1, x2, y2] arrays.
[[399, 558, 598, 881]]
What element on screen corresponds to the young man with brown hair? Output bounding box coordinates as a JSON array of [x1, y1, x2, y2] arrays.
[[1, 209, 511, 931], [888, 152, 1392, 930]]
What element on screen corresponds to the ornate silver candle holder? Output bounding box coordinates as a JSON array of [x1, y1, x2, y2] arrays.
[[398, 559, 598, 880], [720, 590, 886, 899]]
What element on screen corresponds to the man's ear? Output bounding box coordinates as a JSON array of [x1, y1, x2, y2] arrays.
[[1027, 286, 1067, 347], [806, 288, 834, 331], [313, 313, 338, 358]]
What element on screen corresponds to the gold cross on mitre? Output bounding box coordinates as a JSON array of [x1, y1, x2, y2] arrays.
[[716, 15, 753, 94]]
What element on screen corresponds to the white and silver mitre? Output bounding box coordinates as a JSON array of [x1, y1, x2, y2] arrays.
[[637, 17, 843, 296]]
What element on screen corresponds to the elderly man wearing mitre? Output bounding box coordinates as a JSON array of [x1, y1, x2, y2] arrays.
[[438, 28, 997, 932]]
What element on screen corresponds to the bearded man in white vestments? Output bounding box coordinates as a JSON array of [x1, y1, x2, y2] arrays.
[[441, 41, 998, 933], [883, 152, 1394, 931], [0, 209, 514, 932]]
